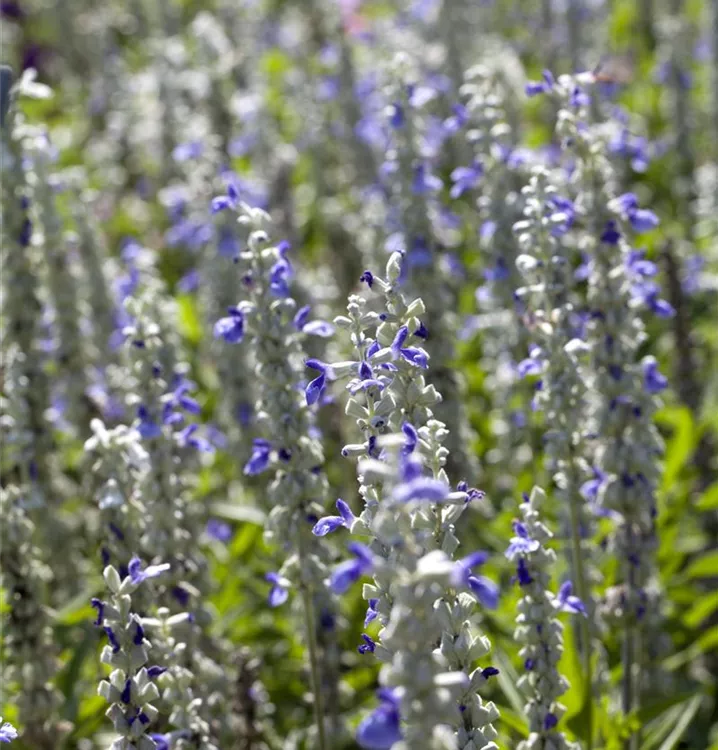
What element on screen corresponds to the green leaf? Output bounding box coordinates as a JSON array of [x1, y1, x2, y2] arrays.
[[656, 695, 702, 750], [683, 590, 718, 628], [655, 406, 696, 492], [696, 482, 718, 511], [211, 501, 266, 526], [492, 704, 529, 736], [177, 293, 202, 345], [492, 648, 526, 718], [684, 551, 718, 579]]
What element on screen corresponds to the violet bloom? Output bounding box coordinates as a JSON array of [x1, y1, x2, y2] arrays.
[[244, 438, 272, 475], [305, 359, 332, 405], [177, 424, 214, 453], [643, 357, 667, 394], [390, 326, 428, 369], [210, 182, 240, 213], [556, 581, 587, 615], [412, 163, 443, 195], [505, 521, 541, 559], [0, 720, 18, 743], [206, 518, 232, 543], [269, 255, 293, 297], [312, 498, 356, 536], [214, 305, 245, 343], [90, 598, 105, 626], [525, 70, 555, 97], [580, 467, 606, 502], [544, 712, 559, 730], [451, 551, 499, 609], [364, 598, 379, 627], [516, 558, 533, 586], [358, 634, 376, 654], [136, 405, 162, 440], [393, 456, 449, 504], [359, 270, 374, 287], [450, 161, 483, 198], [292, 305, 334, 337], [612, 193, 659, 233], [330, 542, 375, 594], [150, 734, 171, 750], [164, 379, 201, 422], [265, 572, 289, 607], [401, 422, 418, 455], [356, 688, 403, 750], [128, 557, 170, 585]]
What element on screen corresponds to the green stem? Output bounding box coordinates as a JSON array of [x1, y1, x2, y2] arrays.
[[298, 529, 328, 750], [567, 459, 593, 750]]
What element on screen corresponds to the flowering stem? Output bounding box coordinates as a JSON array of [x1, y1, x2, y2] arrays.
[[298, 527, 328, 750], [567, 456, 593, 749], [622, 544, 638, 750]]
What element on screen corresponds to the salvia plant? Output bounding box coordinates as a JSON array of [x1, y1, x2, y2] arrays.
[[0, 2, 717, 750]]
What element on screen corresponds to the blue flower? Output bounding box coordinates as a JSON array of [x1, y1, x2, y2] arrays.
[[244, 438, 272, 475], [451, 551, 499, 609], [517, 356, 543, 378], [214, 305, 245, 343], [516, 558, 533, 586], [176, 424, 214, 453], [390, 326, 428, 369], [544, 712, 559, 730], [401, 422, 418, 455], [580, 467, 606, 502], [643, 357, 667, 394], [128, 557, 170, 585], [613, 193, 659, 233], [569, 85, 590, 108], [393, 457, 449, 503], [330, 542, 375, 594], [210, 182, 240, 213], [364, 598, 379, 627], [90, 598, 104, 626], [412, 163, 443, 195], [104, 626, 121, 653], [505, 520, 541, 559], [357, 634, 376, 654], [163, 378, 201, 424], [305, 359, 332, 405], [150, 734, 171, 750], [360, 270, 374, 287], [0, 720, 18, 743], [601, 220, 621, 245], [269, 255, 293, 297], [136, 405, 162, 439], [450, 161, 483, 198], [556, 580, 587, 615], [206, 518, 232, 542], [265, 572, 289, 607], [356, 688, 402, 750], [525, 70, 555, 97], [172, 141, 203, 162], [147, 666, 167, 679], [312, 498, 356, 536], [293, 304, 335, 337]]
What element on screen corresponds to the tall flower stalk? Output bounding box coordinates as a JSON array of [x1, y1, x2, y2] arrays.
[[536, 71, 670, 742], [506, 487, 584, 749], [211, 198, 339, 749], [316, 253, 499, 748], [513, 165, 595, 744]]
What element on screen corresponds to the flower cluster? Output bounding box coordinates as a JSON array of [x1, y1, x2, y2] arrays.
[[94, 563, 167, 750], [506, 488, 582, 749], [317, 254, 499, 747], [211, 198, 340, 746]]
